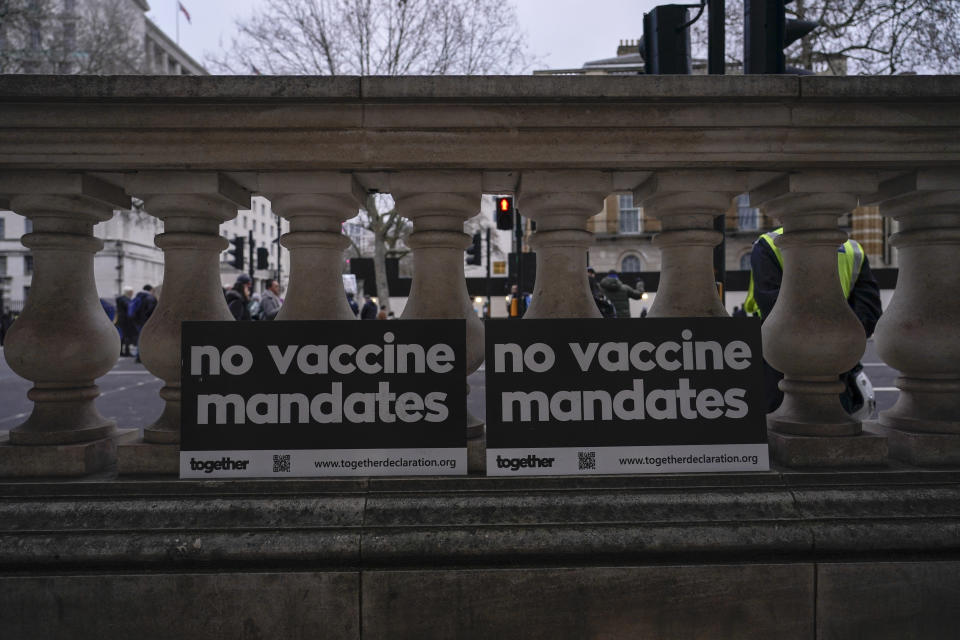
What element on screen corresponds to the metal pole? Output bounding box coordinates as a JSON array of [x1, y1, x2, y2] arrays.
[[275, 214, 281, 285], [248, 229, 254, 281], [713, 214, 726, 305], [485, 227, 492, 317], [514, 211, 523, 293], [708, 0, 726, 75]]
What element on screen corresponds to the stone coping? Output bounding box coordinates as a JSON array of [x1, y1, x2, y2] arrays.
[[2, 467, 959, 571], [1, 74, 958, 103]]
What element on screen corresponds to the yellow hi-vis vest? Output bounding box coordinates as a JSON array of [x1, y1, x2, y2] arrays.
[[743, 228, 865, 318]]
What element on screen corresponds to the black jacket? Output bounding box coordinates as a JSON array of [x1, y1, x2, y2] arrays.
[[749, 239, 881, 337], [749, 238, 882, 412], [226, 287, 251, 321], [599, 276, 643, 319]]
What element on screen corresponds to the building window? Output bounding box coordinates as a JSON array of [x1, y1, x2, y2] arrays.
[[0, 256, 6, 275], [737, 194, 760, 231], [23, 286, 30, 300], [621, 254, 642, 272], [261, 222, 265, 234], [618, 194, 641, 233], [740, 252, 753, 270], [0, 218, 4, 238], [24, 255, 33, 275], [24, 218, 32, 234]]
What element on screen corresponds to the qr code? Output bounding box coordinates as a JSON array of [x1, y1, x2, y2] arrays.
[[273, 454, 291, 473], [578, 451, 597, 470]]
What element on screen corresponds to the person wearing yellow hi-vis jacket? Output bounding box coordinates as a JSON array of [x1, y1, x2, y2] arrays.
[[744, 227, 882, 414]]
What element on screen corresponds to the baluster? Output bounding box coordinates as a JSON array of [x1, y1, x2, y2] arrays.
[[117, 172, 249, 474], [869, 170, 960, 465], [517, 171, 617, 319], [633, 171, 742, 318], [259, 172, 364, 320], [750, 172, 886, 467], [390, 172, 485, 471], [0, 172, 129, 476]]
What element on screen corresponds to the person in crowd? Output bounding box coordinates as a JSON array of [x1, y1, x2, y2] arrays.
[[346, 292, 359, 317], [588, 267, 616, 318], [115, 288, 135, 356], [377, 305, 388, 320], [360, 294, 378, 320], [129, 284, 158, 362], [100, 297, 116, 322], [732, 305, 747, 318], [260, 279, 283, 321], [226, 274, 252, 321], [599, 270, 644, 318], [248, 292, 262, 320], [506, 284, 528, 318], [0, 310, 12, 346], [744, 227, 882, 413]]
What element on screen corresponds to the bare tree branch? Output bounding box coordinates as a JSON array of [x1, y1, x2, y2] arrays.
[[691, 0, 960, 75]]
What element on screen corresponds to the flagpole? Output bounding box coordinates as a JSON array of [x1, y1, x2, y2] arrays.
[[175, 0, 180, 44]]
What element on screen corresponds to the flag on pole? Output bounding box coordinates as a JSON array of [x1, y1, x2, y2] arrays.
[[178, 2, 192, 24]]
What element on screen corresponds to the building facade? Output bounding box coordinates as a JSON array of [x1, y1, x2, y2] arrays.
[[0, 0, 206, 312]]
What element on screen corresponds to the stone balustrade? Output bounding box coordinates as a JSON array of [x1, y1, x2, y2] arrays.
[[0, 75, 959, 475]]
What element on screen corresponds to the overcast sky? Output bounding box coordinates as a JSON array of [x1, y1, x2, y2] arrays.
[[148, 0, 663, 72]]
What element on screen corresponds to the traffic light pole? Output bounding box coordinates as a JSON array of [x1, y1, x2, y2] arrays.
[[247, 229, 254, 280], [708, 0, 725, 74], [514, 210, 524, 294], [485, 228, 492, 318]]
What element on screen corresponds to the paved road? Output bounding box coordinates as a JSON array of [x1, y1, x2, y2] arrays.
[[1, 339, 899, 432]]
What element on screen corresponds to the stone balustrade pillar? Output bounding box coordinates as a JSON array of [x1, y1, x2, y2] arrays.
[[259, 172, 365, 320], [749, 172, 886, 467], [389, 172, 485, 470], [517, 171, 617, 319], [867, 170, 960, 465], [0, 172, 130, 476], [117, 172, 250, 474], [633, 171, 744, 318]]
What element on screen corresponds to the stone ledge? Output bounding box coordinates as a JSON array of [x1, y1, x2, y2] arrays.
[[768, 429, 888, 468], [868, 421, 960, 466], [0, 429, 135, 477], [1, 470, 958, 570], [117, 437, 179, 475]]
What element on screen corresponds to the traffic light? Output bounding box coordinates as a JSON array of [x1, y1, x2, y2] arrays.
[[465, 232, 482, 266], [496, 196, 514, 230], [744, 0, 818, 74], [642, 5, 692, 75], [229, 236, 244, 270], [256, 246, 269, 270]]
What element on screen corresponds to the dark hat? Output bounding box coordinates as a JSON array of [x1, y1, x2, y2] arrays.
[[236, 273, 252, 284]]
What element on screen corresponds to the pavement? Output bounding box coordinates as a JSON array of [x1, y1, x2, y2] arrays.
[[0, 340, 897, 433]]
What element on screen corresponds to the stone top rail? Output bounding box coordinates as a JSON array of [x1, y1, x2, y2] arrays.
[[1, 75, 959, 172]]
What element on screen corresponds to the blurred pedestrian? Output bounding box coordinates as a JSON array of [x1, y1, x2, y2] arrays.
[[226, 274, 253, 321], [260, 279, 282, 321], [115, 287, 135, 356], [600, 270, 644, 318], [346, 292, 359, 317], [129, 284, 158, 362], [360, 295, 378, 320]]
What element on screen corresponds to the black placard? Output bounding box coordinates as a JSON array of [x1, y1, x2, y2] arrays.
[[180, 320, 466, 477], [485, 318, 769, 475]]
